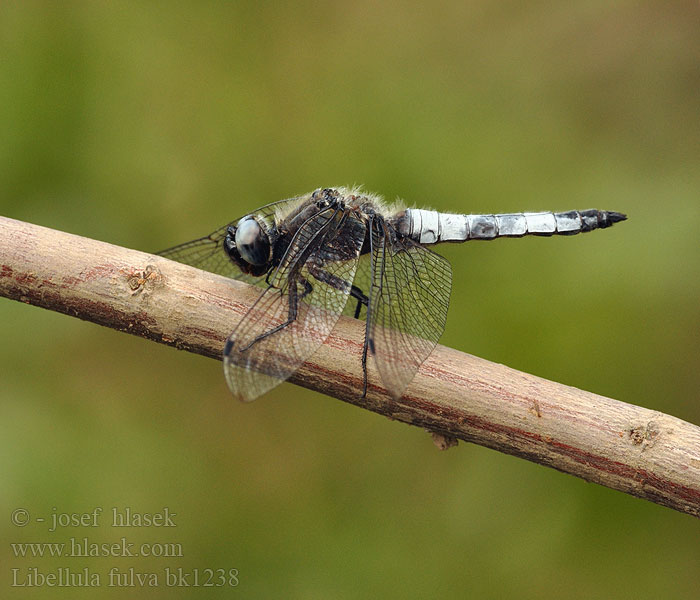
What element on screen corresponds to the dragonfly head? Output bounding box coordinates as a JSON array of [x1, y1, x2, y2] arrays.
[[224, 216, 272, 276]]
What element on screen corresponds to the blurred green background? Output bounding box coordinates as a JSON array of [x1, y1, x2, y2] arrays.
[[1, 1, 699, 598]]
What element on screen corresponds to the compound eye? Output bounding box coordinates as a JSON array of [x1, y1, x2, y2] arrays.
[[234, 217, 270, 266]]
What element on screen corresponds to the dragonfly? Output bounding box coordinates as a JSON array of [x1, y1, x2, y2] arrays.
[[157, 187, 626, 402]]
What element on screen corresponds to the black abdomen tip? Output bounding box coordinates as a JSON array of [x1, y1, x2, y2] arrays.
[[606, 211, 627, 223], [600, 210, 627, 228], [579, 209, 628, 231]]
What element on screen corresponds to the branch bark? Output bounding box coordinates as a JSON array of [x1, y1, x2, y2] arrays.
[[1, 215, 699, 518]]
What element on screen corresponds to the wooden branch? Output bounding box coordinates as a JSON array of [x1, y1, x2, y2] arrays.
[[2, 215, 699, 518]]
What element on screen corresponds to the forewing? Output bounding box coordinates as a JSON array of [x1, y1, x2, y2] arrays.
[[155, 195, 308, 284], [223, 210, 366, 402], [157, 223, 243, 279], [364, 222, 452, 399]]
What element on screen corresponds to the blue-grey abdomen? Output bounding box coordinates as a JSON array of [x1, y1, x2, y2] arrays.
[[398, 208, 626, 244]]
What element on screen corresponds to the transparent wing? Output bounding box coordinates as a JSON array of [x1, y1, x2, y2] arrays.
[[355, 220, 452, 399], [157, 223, 243, 279], [223, 208, 366, 402], [155, 195, 308, 284]]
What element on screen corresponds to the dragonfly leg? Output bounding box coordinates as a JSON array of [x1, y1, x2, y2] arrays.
[[307, 265, 369, 319], [306, 263, 372, 394], [356, 287, 373, 397], [350, 285, 368, 319], [238, 278, 311, 351], [360, 331, 376, 397]]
